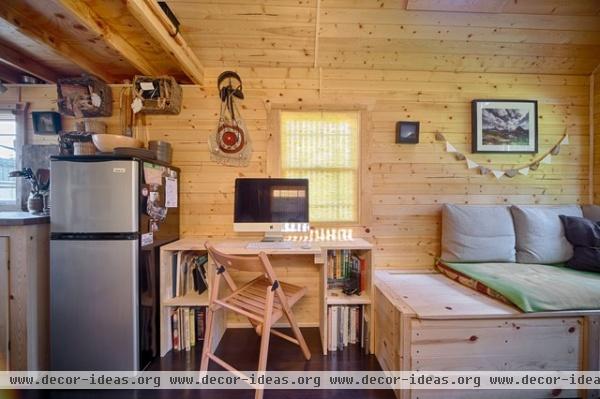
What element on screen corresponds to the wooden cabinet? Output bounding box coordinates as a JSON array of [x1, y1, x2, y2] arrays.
[[0, 217, 50, 371]]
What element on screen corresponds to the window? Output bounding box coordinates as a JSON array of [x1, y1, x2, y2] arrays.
[[280, 111, 360, 223], [0, 110, 17, 206]]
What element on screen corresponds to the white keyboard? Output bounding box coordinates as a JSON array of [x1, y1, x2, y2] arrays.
[[246, 242, 294, 250]]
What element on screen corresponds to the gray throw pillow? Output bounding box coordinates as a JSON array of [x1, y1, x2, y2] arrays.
[[511, 205, 582, 264], [441, 204, 516, 262], [582, 205, 600, 222]]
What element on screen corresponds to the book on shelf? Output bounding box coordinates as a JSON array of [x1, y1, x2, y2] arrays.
[[171, 307, 206, 352], [326, 250, 366, 295], [327, 305, 365, 352], [171, 310, 180, 351]]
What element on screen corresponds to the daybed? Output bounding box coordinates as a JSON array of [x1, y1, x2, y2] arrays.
[[374, 204, 600, 399]]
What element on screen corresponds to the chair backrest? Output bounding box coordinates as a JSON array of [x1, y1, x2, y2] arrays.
[[205, 242, 274, 276]]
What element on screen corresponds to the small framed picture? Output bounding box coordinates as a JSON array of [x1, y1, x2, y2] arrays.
[[472, 99, 538, 153], [395, 121, 419, 144], [32, 112, 62, 135]]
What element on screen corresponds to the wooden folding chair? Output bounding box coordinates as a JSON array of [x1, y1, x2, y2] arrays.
[[200, 242, 311, 399]]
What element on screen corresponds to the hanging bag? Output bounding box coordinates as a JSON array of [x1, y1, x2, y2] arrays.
[[208, 71, 252, 166]]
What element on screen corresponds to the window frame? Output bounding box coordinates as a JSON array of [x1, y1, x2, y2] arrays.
[[0, 104, 25, 211], [267, 106, 368, 226]]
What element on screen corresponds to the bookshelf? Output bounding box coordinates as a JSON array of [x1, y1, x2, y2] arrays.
[[320, 243, 373, 355], [158, 243, 225, 357], [159, 238, 373, 357]]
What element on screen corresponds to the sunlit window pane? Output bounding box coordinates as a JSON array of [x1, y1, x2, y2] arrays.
[[280, 112, 359, 223], [0, 118, 17, 203]]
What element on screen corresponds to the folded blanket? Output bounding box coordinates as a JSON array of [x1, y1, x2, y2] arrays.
[[436, 260, 600, 312]]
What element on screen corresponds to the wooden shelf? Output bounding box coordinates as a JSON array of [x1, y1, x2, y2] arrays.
[[327, 288, 371, 305], [163, 291, 209, 307]]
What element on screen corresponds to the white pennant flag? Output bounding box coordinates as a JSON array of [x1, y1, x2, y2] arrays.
[[446, 142, 457, 153], [492, 170, 505, 179], [541, 154, 552, 164], [562, 135, 569, 145], [466, 158, 478, 169], [518, 167, 530, 176]]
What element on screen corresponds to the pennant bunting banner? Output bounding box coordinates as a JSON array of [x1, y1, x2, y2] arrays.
[[492, 170, 505, 179], [437, 130, 568, 179], [466, 159, 478, 169]]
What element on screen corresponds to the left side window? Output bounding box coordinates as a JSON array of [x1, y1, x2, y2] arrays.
[[0, 110, 17, 208]]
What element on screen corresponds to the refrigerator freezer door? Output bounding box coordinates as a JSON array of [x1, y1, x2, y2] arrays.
[[50, 160, 139, 233], [50, 239, 138, 371]]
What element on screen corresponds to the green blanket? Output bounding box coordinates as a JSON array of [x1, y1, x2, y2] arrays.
[[442, 261, 600, 312]]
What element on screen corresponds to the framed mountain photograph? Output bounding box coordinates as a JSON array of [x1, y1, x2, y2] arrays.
[[471, 100, 538, 153]]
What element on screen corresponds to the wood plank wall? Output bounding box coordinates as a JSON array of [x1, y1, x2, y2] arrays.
[[8, 66, 591, 269], [594, 70, 600, 204]]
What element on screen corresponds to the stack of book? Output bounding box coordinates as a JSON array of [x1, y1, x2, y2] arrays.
[[326, 250, 366, 292], [172, 252, 208, 297], [171, 307, 206, 351], [327, 305, 368, 353]]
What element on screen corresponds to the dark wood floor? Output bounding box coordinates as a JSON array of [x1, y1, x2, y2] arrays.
[[15, 327, 396, 399]]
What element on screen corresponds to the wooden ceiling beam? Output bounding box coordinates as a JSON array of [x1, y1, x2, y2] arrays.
[[0, 62, 22, 83], [0, 40, 60, 83], [0, 1, 115, 82], [57, 0, 162, 76], [126, 0, 204, 84]]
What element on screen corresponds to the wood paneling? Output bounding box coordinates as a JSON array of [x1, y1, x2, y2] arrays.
[[18, 65, 591, 269], [593, 69, 600, 204], [1, 1, 599, 80], [164, 0, 600, 75]]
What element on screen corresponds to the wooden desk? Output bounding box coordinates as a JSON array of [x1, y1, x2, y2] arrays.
[[159, 238, 373, 356]]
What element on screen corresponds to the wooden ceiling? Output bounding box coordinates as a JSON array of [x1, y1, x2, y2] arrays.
[[0, 0, 599, 84]]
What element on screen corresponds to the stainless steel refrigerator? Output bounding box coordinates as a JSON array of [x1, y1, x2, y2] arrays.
[[49, 155, 179, 371]]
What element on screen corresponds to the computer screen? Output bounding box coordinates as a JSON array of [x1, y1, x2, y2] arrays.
[[234, 178, 309, 226]]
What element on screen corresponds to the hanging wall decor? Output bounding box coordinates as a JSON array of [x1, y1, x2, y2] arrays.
[[472, 99, 538, 154], [436, 129, 568, 180], [32, 112, 62, 134], [395, 121, 419, 144], [131, 75, 182, 115], [208, 71, 252, 167], [57, 74, 112, 117]]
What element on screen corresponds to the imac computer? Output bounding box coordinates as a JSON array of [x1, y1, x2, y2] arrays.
[[234, 178, 309, 242]]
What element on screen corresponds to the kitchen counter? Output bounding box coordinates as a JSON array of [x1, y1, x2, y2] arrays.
[[0, 212, 50, 226]]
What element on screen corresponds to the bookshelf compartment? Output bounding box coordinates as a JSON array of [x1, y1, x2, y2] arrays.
[[168, 306, 207, 352], [326, 305, 370, 353]]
